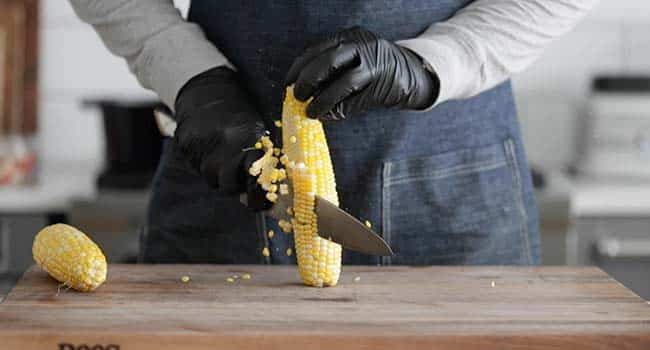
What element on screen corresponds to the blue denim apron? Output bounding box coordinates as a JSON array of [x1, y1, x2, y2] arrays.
[[141, 0, 541, 265]]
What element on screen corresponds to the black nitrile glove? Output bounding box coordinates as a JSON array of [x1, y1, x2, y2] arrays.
[[174, 66, 271, 211], [287, 26, 440, 120]]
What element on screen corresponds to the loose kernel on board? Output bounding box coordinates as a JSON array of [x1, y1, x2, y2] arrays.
[[354, 276, 361, 282], [491, 280, 496, 288], [181, 275, 190, 283], [262, 247, 270, 257], [364, 220, 372, 228], [226, 277, 235, 283], [242, 273, 251, 280]]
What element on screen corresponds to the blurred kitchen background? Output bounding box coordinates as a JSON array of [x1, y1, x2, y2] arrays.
[[1, 1, 649, 299]]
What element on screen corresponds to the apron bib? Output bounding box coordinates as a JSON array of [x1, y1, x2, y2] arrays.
[[141, 0, 541, 265]]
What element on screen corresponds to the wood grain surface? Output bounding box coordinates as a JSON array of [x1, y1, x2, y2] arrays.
[[0, 264, 649, 349]]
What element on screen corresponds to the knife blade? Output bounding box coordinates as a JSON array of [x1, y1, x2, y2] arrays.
[[242, 190, 393, 256], [314, 196, 394, 256], [156, 107, 393, 256]]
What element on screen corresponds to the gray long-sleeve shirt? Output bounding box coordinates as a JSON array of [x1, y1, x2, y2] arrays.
[[69, 0, 598, 109]]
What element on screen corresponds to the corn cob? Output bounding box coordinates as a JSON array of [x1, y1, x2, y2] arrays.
[[282, 86, 341, 287], [32, 224, 107, 292]]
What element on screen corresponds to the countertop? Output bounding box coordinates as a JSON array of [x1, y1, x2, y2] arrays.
[[0, 161, 99, 213], [1, 264, 649, 349]]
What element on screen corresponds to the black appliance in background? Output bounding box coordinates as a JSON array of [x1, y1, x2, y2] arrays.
[[84, 100, 165, 189]]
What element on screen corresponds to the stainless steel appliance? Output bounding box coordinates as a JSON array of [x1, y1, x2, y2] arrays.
[[569, 76, 650, 300], [576, 76, 650, 179]]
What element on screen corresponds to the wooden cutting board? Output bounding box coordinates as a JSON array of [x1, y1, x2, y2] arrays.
[[1, 264, 649, 350]]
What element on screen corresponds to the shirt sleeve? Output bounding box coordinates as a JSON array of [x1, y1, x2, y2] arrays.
[[396, 0, 600, 107], [68, 0, 233, 108]]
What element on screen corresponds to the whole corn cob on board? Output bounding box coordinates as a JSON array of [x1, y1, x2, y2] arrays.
[[1, 264, 649, 350]]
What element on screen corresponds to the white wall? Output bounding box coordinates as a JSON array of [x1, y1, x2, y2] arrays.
[[513, 1, 650, 170], [37, 1, 189, 165], [39, 1, 650, 171]]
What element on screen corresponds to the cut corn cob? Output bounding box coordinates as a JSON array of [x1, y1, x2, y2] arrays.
[[282, 86, 341, 287], [32, 224, 107, 292]]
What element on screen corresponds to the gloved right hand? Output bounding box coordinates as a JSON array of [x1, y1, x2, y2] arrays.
[[174, 66, 271, 211]]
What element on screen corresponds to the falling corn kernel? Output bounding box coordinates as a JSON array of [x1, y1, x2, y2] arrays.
[[266, 192, 278, 203], [289, 135, 297, 144], [181, 275, 190, 283], [262, 247, 270, 257], [354, 276, 361, 282], [268, 230, 275, 239], [364, 220, 372, 228], [286, 207, 293, 216], [286, 248, 293, 256], [242, 273, 251, 280], [261, 136, 273, 149], [274, 120, 282, 127], [269, 184, 278, 193], [278, 219, 292, 233], [254, 142, 262, 149], [226, 277, 235, 283], [277, 169, 287, 181], [491, 280, 496, 288]]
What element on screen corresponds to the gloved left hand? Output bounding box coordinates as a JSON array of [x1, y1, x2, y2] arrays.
[[286, 26, 440, 120]]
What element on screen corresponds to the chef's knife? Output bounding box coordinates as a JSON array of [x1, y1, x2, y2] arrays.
[[154, 107, 394, 256]]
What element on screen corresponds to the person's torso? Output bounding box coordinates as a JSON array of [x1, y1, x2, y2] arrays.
[[153, 0, 539, 265]]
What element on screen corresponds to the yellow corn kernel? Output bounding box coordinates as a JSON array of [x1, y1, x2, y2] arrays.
[[286, 248, 293, 256], [261, 136, 273, 149], [268, 184, 278, 193], [279, 183, 289, 195], [32, 224, 107, 292], [275, 120, 282, 127], [266, 192, 278, 203], [226, 277, 235, 283], [181, 275, 190, 283], [242, 273, 251, 280], [286, 207, 294, 216], [278, 219, 292, 233], [282, 86, 341, 287], [268, 230, 275, 239], [273, 148, 281, 156], [365, 220, 372, 228], [254, 142, 262, 149], [262, 247, 270, 257]]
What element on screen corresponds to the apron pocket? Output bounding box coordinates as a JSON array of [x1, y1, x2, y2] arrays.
[[382, 139, 530, 265]]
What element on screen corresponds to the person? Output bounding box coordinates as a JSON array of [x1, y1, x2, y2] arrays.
[[69, 0, 597, 265]]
